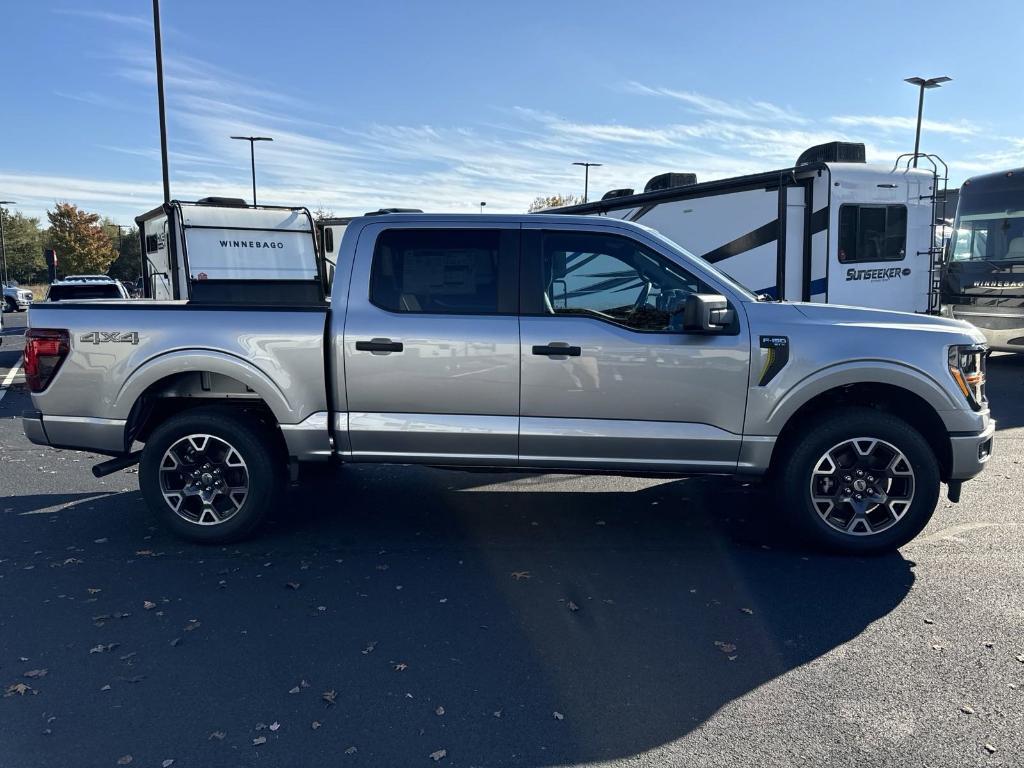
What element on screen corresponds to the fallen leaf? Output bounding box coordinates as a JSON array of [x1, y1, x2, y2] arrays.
[[169, 638, 181, 647], [567, 601, 580, 613], [362, 641, 377, 655], [923, 618, 934, 624], [984, 744, 997, 754], [714, 641, 737, 654], [960, 705, 975, 715], [322, 689, 337, 706], [135, 550, 154, 557], [393, 662, 408, 672], [208, 731, 226, 741], [344, 746, 357, 755], [183, 620, 201, 632], [87, 588, 101, 594], [23, 669, 47, 679], [511, 571, 531, 580], [435, 705, 445, 716], [493, 709, 502, 718], [269, 722, 280, 732], [286, 582, 301, 590], [143, 601, 156, 610], [4, 682, 34, 696], [311, 721, 321, 730], [1015, 654, 1024, 663], [117, 756, 133, 765], [740, 608, 754, 615], [983, 641, 995, 649], [253, 736, 267, 746], [90, 643, 119, 654], [100, 684, 111, 691], [162, 761, 175, 768], [553, 711, 565, 720], [289, 686, 301, 694], [429, 749, 447, 762]]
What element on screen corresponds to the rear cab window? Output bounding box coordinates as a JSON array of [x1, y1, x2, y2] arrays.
[[47, 283, 123, 301], [369, 228, 518, 314], [838, 205, 908, 263]]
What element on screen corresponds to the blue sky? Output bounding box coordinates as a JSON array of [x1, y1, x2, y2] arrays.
[[1, 0, 1022, 223]]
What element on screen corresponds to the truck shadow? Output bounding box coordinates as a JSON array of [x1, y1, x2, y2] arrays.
[[1, 467, 913, 767]]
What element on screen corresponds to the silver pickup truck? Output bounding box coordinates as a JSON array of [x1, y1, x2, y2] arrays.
[[22, 213, 994, 553]]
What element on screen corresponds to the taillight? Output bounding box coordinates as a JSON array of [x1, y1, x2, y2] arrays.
[[24, 328, 70, 393]]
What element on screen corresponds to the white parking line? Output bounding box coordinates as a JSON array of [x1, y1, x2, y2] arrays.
[[0, 356, 24, 404]]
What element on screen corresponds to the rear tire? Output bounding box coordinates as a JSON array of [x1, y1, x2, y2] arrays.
[[775, 407, 940, 554], [139, 406, 284, 543]]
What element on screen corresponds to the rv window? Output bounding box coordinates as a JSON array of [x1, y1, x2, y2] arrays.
[[145, 234, 160, 253], [838, 204, 907, 263], [370, 229, 517, 314], [537, 232, 712, 332]]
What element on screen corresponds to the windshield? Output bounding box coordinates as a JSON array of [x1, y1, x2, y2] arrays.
[[47, 283, 123, 301], [951, 185, 1024, 262]]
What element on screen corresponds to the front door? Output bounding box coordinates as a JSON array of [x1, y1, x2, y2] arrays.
[[341, 223, 521, 464], [518, 226, 751, 471]]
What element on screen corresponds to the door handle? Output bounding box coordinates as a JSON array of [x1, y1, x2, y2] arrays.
[[532, 343, 581, 357], [355, 338, 404, 354]]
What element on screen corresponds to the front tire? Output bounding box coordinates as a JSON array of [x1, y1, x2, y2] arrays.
[[139, 406, 284, 543], [775, 407, 940, 554]]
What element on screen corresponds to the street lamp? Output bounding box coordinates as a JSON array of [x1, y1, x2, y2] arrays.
[[572, 162, 602, 203], [230, 135, 274, 206], [0, 200, 16, 287], [479, 201, 487, 214], [904, 76, 951, 167]]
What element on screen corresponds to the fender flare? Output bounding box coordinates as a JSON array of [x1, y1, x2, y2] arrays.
[[112, 349, 295, 425], [764, 360, 960, 434]]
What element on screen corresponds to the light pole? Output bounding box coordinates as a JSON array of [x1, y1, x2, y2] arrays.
[[572, 162, 602, 203], [479, 201, 487, 214], [230, 135, 273, 206], [0, 200, 16, 287], [152, 0, 170, 203], [904, 76, 951, 167]]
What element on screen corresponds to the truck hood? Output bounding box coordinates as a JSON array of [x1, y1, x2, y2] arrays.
[[788, 302, 985, 342]]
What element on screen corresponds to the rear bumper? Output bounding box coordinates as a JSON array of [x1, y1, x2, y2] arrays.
[[22, 410, 127, 456], [948, 418, 995, 481]]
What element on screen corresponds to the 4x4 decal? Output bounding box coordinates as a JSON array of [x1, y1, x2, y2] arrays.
[[79, 331, 140, 345]]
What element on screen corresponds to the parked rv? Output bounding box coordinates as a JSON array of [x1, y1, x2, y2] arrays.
[[547, 143, 949, 315], [942, 167, 1024, 351]]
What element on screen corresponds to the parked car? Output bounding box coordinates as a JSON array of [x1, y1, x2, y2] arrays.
[[22, 213, 993, 553], [45, 276, 131, 302], [3, 281, 33, 312]]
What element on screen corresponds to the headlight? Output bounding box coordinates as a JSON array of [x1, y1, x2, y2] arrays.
[[948, 344, 987, 410]]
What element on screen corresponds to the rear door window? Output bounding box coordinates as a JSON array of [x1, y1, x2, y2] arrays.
[[838, 205, 908, 262], [370, 229, 518, 314]]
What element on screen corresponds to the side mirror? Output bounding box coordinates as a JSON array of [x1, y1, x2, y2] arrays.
[[681, 293, 735, 332]]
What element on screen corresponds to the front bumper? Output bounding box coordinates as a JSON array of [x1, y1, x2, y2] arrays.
[[948, 418, 995, 481]]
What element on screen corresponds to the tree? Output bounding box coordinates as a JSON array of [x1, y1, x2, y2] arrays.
[[46, 202, 116, 277], [311, 206, 336, 224], [103, 222, 142, 282], [527, 194, 583, 213], [1, 208, 45, 284]]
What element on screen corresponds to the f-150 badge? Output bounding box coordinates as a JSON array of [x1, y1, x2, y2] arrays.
[[79, 331, 140, 345]]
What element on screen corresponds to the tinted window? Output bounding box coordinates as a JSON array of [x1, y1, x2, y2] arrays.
[[839, 205, 907, 263], [47, 284, 123, 301], [539, 232, 712, 331], [371, 229, 513, 314]]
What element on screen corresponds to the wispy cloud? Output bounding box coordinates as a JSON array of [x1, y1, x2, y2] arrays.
[[830, 114, 979, 136], [627, 81, 807, 125], [52, 9, 151, 28]]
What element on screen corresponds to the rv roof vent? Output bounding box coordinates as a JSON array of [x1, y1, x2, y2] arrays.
[[796, 142, 866, 166], [644, 173, 697, 194], [602, 188, 635, 200], [196, 196, 249, 207], [363, 207, 424, 216]]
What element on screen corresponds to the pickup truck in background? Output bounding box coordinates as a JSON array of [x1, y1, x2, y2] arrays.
[[22, 210, 994, 553]]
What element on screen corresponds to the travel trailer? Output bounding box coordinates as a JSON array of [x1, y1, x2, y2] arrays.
[[135, 197, 323, 304], [942, 167, 1024, 351], [546, 143, 949, 314]]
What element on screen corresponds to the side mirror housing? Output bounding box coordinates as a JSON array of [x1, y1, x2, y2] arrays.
[[682, 293, 735, 332]]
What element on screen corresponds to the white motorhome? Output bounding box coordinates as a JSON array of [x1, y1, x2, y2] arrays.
[[547, 143, 948, 313], [135, 197, 324, 304]]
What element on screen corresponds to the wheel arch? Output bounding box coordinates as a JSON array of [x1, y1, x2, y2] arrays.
[[769, 381, 953, 481]]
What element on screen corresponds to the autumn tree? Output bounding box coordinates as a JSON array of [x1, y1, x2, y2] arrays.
[[527, 194, 583, 213], [46, 202, 116, 277], [1, 208, 45, 283]]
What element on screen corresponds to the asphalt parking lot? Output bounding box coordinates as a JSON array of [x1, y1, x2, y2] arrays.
[[1, 310, 1022, 767]]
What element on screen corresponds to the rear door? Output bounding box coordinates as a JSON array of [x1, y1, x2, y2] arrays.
[[341, 222, 521, 464], [517, 223, 750, 471]]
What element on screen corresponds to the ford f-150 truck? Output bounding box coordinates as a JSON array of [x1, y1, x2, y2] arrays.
[[22, 212, 994, 553]]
